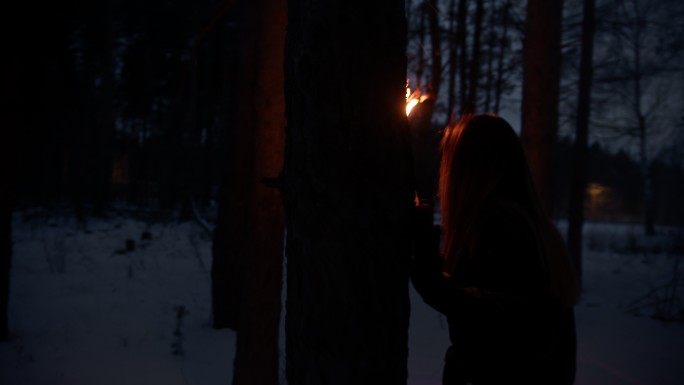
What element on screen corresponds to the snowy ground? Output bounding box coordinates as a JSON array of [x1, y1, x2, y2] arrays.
[[1, 209, 683, 384]]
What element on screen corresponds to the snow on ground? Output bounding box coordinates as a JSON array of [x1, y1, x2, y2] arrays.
[[572, 222, 684, 385], [0, 210, 235, 385], [1, 210, 683, 385]]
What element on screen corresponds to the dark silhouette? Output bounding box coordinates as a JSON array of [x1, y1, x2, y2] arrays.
[[1, 17, 20, 341], [411, 114, 579, 384], [520, 0, 564, 214], [567, 0, 596, 287], [283, 1, 413, 383]]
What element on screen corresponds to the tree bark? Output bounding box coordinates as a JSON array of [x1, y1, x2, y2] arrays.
[[231, 1, 287, 384], [568, 0, 595, 287], [283, 1, 414, 384], [211, 1, 287, 384], [520, 0, 564, 215]]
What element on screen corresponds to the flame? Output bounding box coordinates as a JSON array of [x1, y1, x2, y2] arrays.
[[406, 98, 419, 116], [405, 84, 430, 117]]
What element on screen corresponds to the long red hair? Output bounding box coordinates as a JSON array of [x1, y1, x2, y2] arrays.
[[439, 114, 579, 306]]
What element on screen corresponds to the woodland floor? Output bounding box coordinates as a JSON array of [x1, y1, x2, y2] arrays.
[[1, 208, 683, 384]]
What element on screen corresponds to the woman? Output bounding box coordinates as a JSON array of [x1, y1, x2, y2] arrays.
[[411, 114, 579, 385]]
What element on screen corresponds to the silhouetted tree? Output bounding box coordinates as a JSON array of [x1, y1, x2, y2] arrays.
[[444, 0, 456, 121], [493, 0, 515, 114], [520, 0, 564, 214], [467, 0, 485, 112], [230, 1, 286, 383], [456, 0, 469, 114], [0, 25, 20, 342], [567, 0, 595, 287], [211, 1, 286, 385], [427, 0, 443, 99], [283, 1, 414, 383]]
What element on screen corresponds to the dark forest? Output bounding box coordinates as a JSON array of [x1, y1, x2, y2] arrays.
[[1, 0, 683, 384]]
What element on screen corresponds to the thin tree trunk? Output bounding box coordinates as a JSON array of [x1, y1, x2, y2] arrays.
[[520, 0, 564, 215], [427, 0, 442, 97], [468, 0, 484, 112], [457, 0, 469, 114], [631, 14, 655, 236], [93, 32, 115, 216], [0, 192, 10, 342], [638, 115, 655, 235], [284, 1, 414, 384], [416, 5, 426, 88], [568, 0, 595, 288], [483, 0, 496, 112], [445, 0, 457, 125], [494, 0, 510, 114], [0, 51, 19, 343]]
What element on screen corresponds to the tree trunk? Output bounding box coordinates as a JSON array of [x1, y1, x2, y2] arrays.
[[483, 0, 496, 113], [631, 17, 655, 236], [211, 175, 243, 331], [427, 0, 442, 98], [568, 0, 595, 288], [0, 188, 10, 341], [409, 98, 439, 205], [445, 0, 457, 125], [494, 0, 510, 115], [520, 0, 564, 215], [0, 52, 19, 343], [416, 4, 426, 88], [457, 0, 469, 114], [93, 39, 115, 216], [211, 2, 244, 332], [231, 1, 287, 383], [638, 115, 655, 236], [283, 1, 414, 384], [211, 1, 287, 385], [468, 0, 484, 111]]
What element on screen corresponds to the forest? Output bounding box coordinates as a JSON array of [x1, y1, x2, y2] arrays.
[[1, 0, 684, 384], [2, 0, 683, 221], [1, 0, 681, 225]]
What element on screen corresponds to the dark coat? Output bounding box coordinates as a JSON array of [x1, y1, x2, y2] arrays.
[[411, 202, 576, 385]]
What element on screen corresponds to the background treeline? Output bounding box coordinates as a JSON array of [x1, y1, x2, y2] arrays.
[[11, 0, 243, 220], [405, 0, 684, 227], [554, 138, 684, 226], [7, 0, 684, 227]]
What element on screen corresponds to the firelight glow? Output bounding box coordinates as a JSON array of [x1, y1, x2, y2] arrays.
[[406, 97, 420, 116], [405, 85, 430, 117]]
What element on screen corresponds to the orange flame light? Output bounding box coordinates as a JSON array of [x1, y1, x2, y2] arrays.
[[405, 83, 430, 117]]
